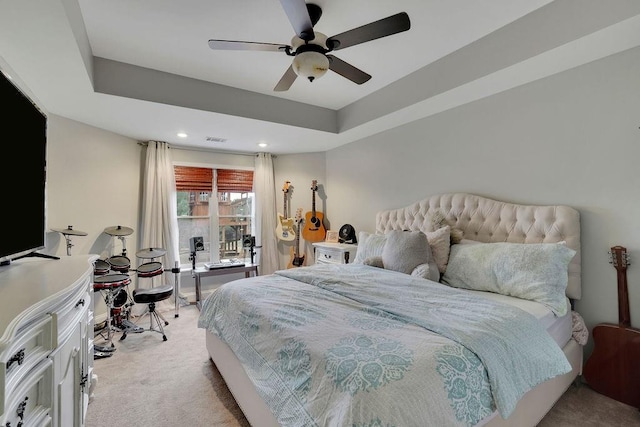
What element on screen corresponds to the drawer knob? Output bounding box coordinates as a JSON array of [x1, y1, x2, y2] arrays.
[[75, 298, 85, 308], [6, 348, 25, 371]]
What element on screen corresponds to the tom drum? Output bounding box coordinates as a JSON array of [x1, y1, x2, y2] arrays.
[[93, 273, 131, 291], [108, 255, 131, 272], [93, 259, 110, 276], [136, 261, 164, 278]]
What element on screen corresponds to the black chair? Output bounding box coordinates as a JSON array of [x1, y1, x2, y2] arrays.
[[130, 285, 174, 341]]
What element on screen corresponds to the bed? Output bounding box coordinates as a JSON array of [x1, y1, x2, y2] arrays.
[[198, 193, 582, 427]]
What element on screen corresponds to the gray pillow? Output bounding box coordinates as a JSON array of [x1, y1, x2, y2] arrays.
[[381, 230, 433, 275]]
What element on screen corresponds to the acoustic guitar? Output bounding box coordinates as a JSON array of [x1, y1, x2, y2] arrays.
[[276, 181, 296, 242], [583, 245, 640, 408], [288, 209, 306, 268], [302, 180, 326, 243]]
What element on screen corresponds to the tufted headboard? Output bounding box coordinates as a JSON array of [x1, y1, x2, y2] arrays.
[[375, 193, 581, 300]]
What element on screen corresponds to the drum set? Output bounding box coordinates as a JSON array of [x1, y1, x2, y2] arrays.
[[53, 223, 180, 356], [93, 225, 175, 357]]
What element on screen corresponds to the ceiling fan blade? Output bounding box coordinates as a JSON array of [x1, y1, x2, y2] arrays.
[[327, 12, 410, 51], [274, 65, 298, 92], [327, 55, 371, 85], [279, 0, 315, 41], [208, 39, 290, 52]]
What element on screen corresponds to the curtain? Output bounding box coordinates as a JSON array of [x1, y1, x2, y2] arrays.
[[254, 153, 279, 275], [139, 141, 181, 312]]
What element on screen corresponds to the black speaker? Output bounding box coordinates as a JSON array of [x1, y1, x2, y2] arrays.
[[242, 235, 255, 248], [189, 236, 204, 252]]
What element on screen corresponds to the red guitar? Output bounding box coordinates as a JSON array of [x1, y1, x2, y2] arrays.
[[302, 180, 326, 243], [287, 209, 306, 268], [583, 246, 640, 408]]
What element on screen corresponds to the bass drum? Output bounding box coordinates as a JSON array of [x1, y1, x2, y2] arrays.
[[110, 288, 129, 329]]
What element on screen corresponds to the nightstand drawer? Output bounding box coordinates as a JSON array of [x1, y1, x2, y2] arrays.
[[312, 243, 358, 265]]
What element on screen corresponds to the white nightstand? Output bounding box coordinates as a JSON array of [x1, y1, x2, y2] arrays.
[[312, 242, 358, 265]]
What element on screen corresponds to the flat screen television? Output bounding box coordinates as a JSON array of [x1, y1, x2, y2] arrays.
[[0, 66, 49, 265]]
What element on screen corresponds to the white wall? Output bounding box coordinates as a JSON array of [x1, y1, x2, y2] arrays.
[[46, 115, 142, 260], [325, 46, 640, 358]]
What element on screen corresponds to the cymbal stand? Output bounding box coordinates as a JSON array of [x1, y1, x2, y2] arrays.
[[63, 235, 74, 256], [118, 235, 128, 257]]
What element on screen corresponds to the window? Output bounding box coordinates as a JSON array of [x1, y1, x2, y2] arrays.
[[175, 166, 254, 266]]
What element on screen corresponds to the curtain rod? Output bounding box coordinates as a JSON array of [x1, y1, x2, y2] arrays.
[[138, 141, 275, 157]]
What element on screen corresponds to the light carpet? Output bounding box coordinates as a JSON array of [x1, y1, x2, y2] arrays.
[[86, 305, 640, 427]]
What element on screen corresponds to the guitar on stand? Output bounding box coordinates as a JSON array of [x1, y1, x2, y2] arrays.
[[276, 181, 296, 242], [302, 180, 326, 243], [583, 245, 640, 408], [288, 209, 306, 268]]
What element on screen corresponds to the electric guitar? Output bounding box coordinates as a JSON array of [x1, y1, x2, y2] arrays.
[[276, 181, 296, 242], [302, 180, 326, 243], [583, 246, 640, 408], [288, 209, 306, 268]]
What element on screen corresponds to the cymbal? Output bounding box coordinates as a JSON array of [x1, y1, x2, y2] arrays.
[[104, 225, 134, 236], [136, 247, 167, 259], [52, 226, 88, 236]]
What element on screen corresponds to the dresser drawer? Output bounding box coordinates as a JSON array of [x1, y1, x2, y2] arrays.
[[1, 315, 54, 416], [1, 358, 53, 427]]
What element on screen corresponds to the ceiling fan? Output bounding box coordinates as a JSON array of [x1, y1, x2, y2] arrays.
[[208, 0, 411, 91]]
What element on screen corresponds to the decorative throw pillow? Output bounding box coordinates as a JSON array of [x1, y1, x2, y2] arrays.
[[381, 230, 433, 275], [352, 231, 387, 264], [441, 242, 576, 316], [425, 226, 451, 274], [428, 210, 463, 243]]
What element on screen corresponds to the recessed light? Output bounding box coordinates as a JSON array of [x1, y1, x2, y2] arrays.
[[177, 132, 188, 138], [258, 142, 268, 148]]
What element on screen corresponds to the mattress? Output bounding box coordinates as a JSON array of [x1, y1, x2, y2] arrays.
[[464, 289, 573, 347]]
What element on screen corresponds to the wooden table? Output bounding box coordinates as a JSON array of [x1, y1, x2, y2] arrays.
[[193, 263, 259, 309]]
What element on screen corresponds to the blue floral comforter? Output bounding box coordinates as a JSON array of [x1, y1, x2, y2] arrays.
[[197, 264, 571, 427]]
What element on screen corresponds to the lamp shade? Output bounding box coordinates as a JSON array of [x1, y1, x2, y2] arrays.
[[292, 51, 329, 82]]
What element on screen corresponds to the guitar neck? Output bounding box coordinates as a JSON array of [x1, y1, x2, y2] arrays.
[[618, 268, 631, 326]]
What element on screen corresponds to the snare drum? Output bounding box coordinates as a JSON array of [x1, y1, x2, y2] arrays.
[[94, 259, 110, 276], [93, 273, 131, 291], [136, 261, 164, 278], [108, 255, 130, 272]]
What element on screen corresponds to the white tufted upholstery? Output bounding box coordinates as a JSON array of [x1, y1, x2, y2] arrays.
[[376, 193, 581, 300]]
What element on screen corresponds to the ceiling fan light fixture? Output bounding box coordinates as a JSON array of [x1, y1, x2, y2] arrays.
[[292, 50, 329, 82]]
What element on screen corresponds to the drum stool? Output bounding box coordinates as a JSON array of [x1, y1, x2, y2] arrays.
[[130, 285, 174, 341]]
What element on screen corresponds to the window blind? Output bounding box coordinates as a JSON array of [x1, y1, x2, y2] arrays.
[[174, 167, 253, 192]]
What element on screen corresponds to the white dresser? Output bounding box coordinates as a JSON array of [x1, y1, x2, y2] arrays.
[[0, 255, 97, 427], [312, 242, 358, 265]]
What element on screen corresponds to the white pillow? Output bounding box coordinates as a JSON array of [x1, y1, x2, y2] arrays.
[[441, 242, 576, 316], [352, 232, 387, 264], [425, 226, 451, 274]]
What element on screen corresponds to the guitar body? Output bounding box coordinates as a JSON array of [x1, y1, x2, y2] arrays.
[[583, 245, 640, 408], [287, 246, 306, 268], [302, 210, 326, 243], [302, 180, 326, 243], [288, 208, 306, 268], [276, 213, 295, 242], [276, 181, 296, 242], [583, 324, 640, 408]]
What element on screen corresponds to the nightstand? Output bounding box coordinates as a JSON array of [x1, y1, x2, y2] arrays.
[[312, 242, 358, 265]]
